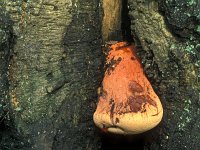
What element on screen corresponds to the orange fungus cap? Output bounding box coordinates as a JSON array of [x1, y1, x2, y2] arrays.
[[93, 42, 163, 134]]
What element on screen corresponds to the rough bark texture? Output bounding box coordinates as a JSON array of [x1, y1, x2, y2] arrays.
[[0, 7, 13, 122], [128, 0, 200, 150], [159, 0, 200, 37], [0, 7, 21, 149], [1, 0, 103, 149], [1, 0, 200, 150]]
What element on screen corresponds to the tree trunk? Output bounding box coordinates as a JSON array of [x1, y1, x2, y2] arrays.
[[1, 0, 103, 149], [0, 0, 200, 150], [128, 0, 200, 150]]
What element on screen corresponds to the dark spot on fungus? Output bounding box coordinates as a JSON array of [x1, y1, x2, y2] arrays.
[[109, 98, 114, 105], [128, 96, 144, 113], [106, 57, 122, 75], [127, 95, 157, 113], [141, 108, 147, 113], [147, 87, 150, 94], [106, 58, 117, 75], [107, 69, 111, 75], [141, 103, 147, 113], [129, 81, 143, 93], [117, 57, 122, 62], [131, 57, 135, 60], [146, 95, 157, 107], [115, 118, 120, 124], [110, 103, 115, 123]]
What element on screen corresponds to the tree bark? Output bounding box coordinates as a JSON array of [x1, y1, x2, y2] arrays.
[[1, 0, 103, 149], [1, 0, 200, 150], [128, 0, 200, 150], [0, 7, 13, 122]]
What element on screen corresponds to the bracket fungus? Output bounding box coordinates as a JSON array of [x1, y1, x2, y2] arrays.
[[93, 42, 163, 134]]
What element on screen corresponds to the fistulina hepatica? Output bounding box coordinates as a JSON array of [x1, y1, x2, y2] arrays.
[[93, 42, 163, 134]]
